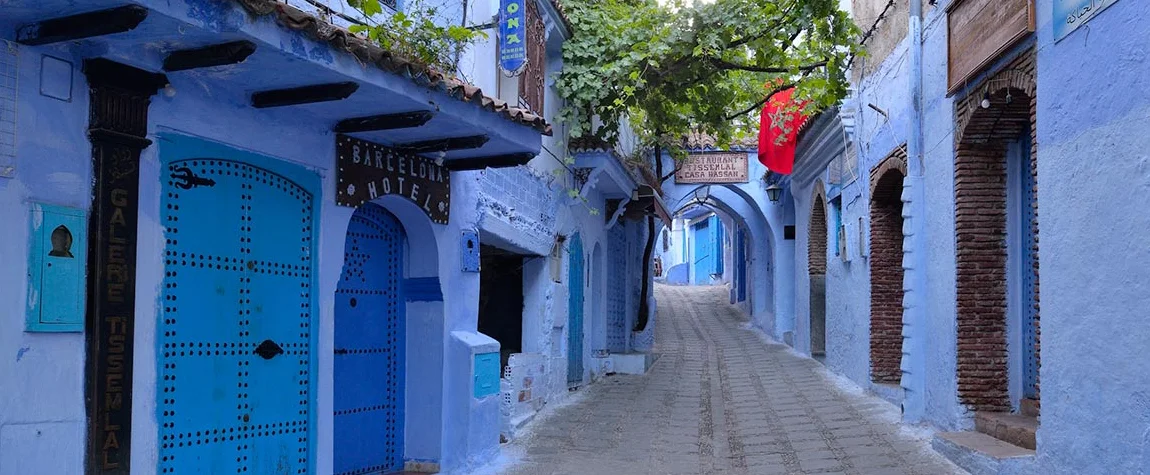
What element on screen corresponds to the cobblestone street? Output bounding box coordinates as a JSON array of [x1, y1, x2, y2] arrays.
[[483, 284, 967, 475]]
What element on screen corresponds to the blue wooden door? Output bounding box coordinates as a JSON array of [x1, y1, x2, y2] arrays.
[[737, 228, 747, 302], [334, 204, 405, 474], [606, 226, 627, 353], [713, 216, 724, 276], [692, 220, 712, 284], [158, 157, 315, 474], [567, 234, 585, 386], [1020, 136, 1039, 399]]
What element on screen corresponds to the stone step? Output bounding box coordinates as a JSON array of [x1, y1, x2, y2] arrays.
[[932, 431, 1036, 475], [975, 411, 1038, 450]]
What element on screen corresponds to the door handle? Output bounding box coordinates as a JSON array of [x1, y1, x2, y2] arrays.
[[254, 339, 284, 360]]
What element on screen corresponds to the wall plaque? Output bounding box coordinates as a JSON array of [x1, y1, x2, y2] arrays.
[[674, 152, 749, 184], [336, 134, 451, 224], [1054, 0, 1120, 41]]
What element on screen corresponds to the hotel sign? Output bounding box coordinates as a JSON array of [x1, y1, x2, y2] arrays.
[[1054, 0, 1120, 41], [336, 134, 451, 224], [675, 152, 749, 184]]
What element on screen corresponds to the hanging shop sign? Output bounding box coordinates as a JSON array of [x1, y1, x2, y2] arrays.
[[946, 0, 1035, 93], [1054, 0, 1120, 40], [499, 0, 528, 75], [675, 152, 750, 184], [336, 134, 451, 224]]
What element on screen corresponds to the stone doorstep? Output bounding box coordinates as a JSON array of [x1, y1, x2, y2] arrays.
[[975, 412, 1038, 450], [399, 459, 441, 473], [1020, 398, 1040, 418], [932, 431, 1035, 475]]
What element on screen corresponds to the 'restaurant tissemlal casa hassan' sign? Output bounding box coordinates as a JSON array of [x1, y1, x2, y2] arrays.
[[675, 152, 750, 184], [336, 134, 451, 224]]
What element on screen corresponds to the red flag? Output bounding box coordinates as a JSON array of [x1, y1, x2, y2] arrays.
[[757, 87, 809, 175]]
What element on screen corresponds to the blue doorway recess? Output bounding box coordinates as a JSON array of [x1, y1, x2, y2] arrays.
[[567, 233, 585, 386], [157, 138, 318, 474], [334, 204, 406, 474], [737, 228, 748, 302], [692, 219, 712, 284]]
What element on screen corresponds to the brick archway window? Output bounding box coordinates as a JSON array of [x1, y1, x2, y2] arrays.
[[869, 150, 907, 384], [808, 184, 828, 355], [953, 51, 1040, 413], [809, 189, 827, 276]]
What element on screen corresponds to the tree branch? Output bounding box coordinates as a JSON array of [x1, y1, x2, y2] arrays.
[[710, 58, 827, 73], [660, 165, 683, 183], [725, 82, 796, 121]]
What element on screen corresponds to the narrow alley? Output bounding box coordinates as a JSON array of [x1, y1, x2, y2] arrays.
[[489, 285, 965, 475]]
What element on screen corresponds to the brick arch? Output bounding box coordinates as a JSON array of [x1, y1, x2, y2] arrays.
[[869, 149, 907, 384], [953, 50, 1040, 413], [808, 181, 828, 275]]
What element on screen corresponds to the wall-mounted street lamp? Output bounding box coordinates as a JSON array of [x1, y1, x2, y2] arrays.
[[693, 185, 711, 204], [763, 171, 783, 203]]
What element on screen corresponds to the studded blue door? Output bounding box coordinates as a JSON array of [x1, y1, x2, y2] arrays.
[[606, 226, 627, 353], [1020, 135, 1039, 399], [737, 228, 747, 302], [692, 220, 712, 284], [158, 156, 315, 474], [335, 204, 405, 474], [567, 233, 585, 386]]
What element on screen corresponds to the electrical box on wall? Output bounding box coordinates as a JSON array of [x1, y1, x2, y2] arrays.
[[473, 352, 500, 398], [461, 229, 480, 272], [26, 203, 87, 332]]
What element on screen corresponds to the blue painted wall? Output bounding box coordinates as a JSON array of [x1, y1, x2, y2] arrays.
[[1032, 0, 1150, 472]]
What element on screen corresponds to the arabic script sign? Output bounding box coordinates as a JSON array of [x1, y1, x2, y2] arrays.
[[499, 0, 528, 75], [336, 135, 451, 224], [1054, 0, 1120, 40], [675, 153, 750, 184]]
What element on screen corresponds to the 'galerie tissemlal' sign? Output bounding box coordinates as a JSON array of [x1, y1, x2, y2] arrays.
[[675, 152, 750, 184]]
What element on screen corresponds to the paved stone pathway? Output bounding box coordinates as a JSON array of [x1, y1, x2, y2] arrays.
[[481, 284, 966, 475]]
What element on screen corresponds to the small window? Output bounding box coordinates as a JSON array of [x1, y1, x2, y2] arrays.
[[830, 196, 843, 257]]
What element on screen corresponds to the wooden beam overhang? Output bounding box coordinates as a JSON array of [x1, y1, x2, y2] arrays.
[[443, 152, 537, 171], [251, 82, 359, 108], [163, 41, 257, 72], [16, 5, 149, 46], [396, 135, 490, 154], [334, 110, 436, 133]]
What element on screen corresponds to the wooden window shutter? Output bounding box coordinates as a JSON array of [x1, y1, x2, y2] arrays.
[[519, 0, 546, 114]]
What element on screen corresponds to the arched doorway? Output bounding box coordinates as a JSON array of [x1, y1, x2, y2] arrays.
[[590, 242, 606, 358], [334, 203, 406, 474], [953, 57, 1040, 415], [869, 152, 907, 384], [157, 154, 319, 474], [809, 184, 828, 357], [567, 233, 585, 387]]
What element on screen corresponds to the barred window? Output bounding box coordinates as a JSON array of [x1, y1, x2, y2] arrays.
[[518, 0, 546, 114]]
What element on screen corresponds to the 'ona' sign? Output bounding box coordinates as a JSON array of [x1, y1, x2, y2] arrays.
[[499, 0, 528, 75], [675, 152, 750, 184]]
